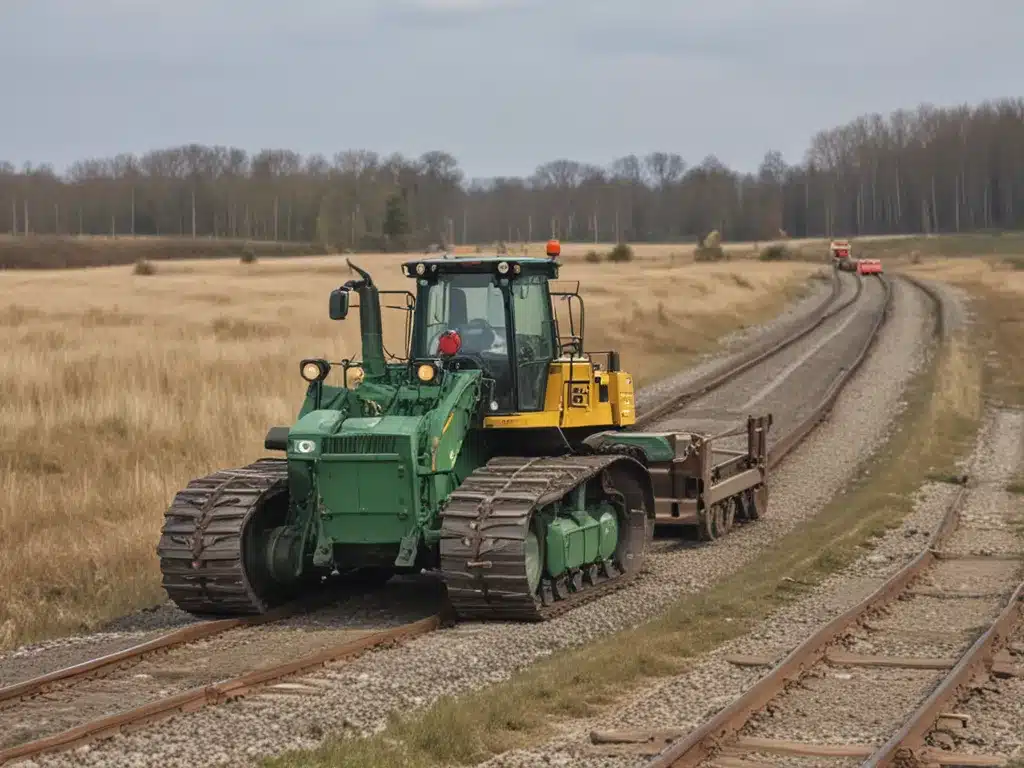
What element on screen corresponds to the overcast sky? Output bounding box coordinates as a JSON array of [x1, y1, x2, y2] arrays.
[[1, 0, 1020, 180]]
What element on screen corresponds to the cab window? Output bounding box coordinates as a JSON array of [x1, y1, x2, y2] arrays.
[[415, 272, 514, 411], [511, 274, 555, 411]]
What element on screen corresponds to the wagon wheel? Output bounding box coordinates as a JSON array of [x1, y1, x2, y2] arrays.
[[743, 488, 764, 521], [698, 502, 725, 541], [721, 498, 736, 533]]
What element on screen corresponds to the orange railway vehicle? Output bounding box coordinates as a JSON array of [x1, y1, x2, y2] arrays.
[[857, 258, 883, 275], [829, 239, 851, 260]]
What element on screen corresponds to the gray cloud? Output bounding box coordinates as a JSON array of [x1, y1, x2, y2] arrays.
[[1, 0, 1020, 177]]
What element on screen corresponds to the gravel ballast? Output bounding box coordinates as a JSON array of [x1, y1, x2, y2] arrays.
[[498, 406, 1021, 768], [12, 274, 940, 768]]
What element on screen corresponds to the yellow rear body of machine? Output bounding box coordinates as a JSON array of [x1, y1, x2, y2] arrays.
[[482, 359, 635, 430]]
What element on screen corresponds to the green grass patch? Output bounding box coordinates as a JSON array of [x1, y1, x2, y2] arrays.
[[1007, 474, 1024, 495], [266, 308, 982, 768], [925, 471, 970, 485], [969, 286, 1024, 408], [859, 232, 1024, 260]]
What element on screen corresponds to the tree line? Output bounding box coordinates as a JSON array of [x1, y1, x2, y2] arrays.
[[2, 98, 1022, 250]]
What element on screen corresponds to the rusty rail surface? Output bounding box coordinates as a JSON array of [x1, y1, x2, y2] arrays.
[[857, 276, 1016, 768], [0, 616, 440, 765], [633, 267, 858, 429], [644, 480, 971, 768], [766, 273, 891, 467], [863, 580, 1024, 767], [0, 269, 884, 765], [640, 273, 954, 768], [1, 609, 289, 707], [0, 587, 347, 708]]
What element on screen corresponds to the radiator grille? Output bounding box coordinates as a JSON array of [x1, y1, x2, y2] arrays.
[[322, 434, 399, 455]]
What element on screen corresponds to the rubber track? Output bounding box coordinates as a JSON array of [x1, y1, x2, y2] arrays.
[[156, 457, 288, 615], [438, 454, 651, 621]]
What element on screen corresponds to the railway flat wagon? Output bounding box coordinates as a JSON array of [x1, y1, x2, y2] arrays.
[[586, 415, 771, 541]]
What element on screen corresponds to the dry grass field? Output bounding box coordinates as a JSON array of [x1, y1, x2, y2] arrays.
[[0, 234, 326, 269], [0, 251, 822, 650], [0, 231, 918, 270], [448, 234, 916, 263], [900, 253, 1024, 407]]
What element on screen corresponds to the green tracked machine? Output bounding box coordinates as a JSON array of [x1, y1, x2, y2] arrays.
[[157, 241, 773, 621]]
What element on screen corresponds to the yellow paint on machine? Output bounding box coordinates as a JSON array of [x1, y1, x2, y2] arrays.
[[482, 360, 635, 430]]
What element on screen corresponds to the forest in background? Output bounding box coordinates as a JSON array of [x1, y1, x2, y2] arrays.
[[2, 98, 1023, 252]]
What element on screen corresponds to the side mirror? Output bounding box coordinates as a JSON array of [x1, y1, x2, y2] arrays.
[[329, 288, 350, 320]]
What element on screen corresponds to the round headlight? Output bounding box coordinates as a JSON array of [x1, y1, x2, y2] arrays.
[[301, 361, 325, 382], [416, 363, 436, 383], [415, 263, 426, 275], [513, 264, 521, 274], [497, 261, 509, 274], [294, 439, 316, 454]]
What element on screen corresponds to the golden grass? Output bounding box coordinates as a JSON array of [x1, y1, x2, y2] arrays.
[[0, 252, 819, 650], [0, 232, 921, 271], [266, 250, 985, 768], [465, 235, 917, 264], [900, 255, 1024, 407], [0, 234, 326, 269]]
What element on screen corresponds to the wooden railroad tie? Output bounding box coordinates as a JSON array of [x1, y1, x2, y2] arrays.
[[723, 651, 1022, 675]]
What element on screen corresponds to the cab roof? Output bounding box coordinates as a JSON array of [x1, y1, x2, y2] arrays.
[[401, 255, 560, 278]]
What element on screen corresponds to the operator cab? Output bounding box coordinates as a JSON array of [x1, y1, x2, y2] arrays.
[[402, 248, 561, 415]]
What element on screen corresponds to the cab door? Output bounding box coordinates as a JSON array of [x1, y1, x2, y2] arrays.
[[510, 274, 557, 411]]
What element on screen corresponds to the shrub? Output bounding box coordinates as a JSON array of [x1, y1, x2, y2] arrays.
[[132, 257, 156, 275], [607, 243, 634, 262], [584, 250, 602, 263], [758, 244, 792, 261], [240, 248, 257, 264], [694, 244, 727, 262]]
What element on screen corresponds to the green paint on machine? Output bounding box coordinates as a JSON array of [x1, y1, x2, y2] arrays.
[[544, 506, 618, 578], [155, 254, 773, 623]]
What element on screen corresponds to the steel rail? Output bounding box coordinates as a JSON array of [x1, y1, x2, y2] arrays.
[[643, 479, 970, 768], [641, 275, 976, 768], [0, 268, 883, 765], [0, 587, 348, 708], [633, 267, 859, 429], [766, 273, 891, 467], [856, 269, 1021, 768], [0, 616, 440, 765], [862, 580, 1024, 768]]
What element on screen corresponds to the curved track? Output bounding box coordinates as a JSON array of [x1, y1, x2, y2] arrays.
[[639, 470, 1024, 768], [0, 268, 900, 766]]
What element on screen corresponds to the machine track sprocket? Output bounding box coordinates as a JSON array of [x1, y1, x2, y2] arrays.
[[438, 454, 653, 621], [157, 457, 291, 616]]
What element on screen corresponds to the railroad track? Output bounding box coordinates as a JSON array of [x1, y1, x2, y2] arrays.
[[632, 266, 860, 429], [611, 459, 1024, 768], [0, 268, 894, 766]]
